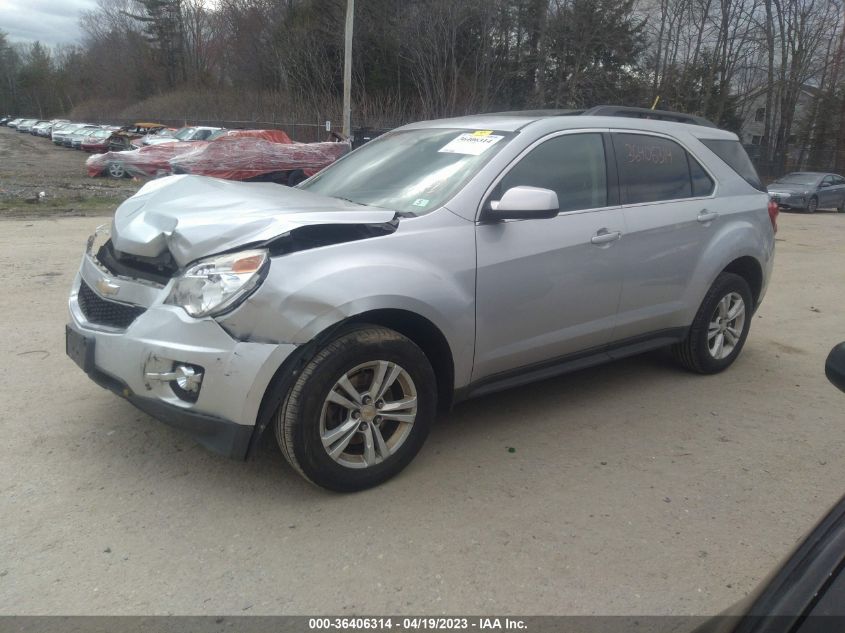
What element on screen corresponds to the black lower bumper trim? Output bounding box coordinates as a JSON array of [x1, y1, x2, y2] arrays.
[[88, 366, 253, 460]]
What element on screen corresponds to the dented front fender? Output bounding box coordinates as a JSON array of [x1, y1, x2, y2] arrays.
[[216, 208, 478, 389]]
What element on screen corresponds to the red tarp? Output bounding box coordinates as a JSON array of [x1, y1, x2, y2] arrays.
[[86, 142, 201, 178], [169, 138, 350, 180], [86, 129, 347, 181]]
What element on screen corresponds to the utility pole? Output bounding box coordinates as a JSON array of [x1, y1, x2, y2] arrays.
[[342, 0, 354, 139]]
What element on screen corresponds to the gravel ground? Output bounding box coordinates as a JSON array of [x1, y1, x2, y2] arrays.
[[0, 127, 139, 213], [1, 126, 845, 616]]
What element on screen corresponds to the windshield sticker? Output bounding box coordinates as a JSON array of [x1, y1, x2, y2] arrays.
[[439, 133, 504, 156], [412, 198, 430, 208]]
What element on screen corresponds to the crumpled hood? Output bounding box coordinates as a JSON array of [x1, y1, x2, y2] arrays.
[[111, 175, 396, 267]]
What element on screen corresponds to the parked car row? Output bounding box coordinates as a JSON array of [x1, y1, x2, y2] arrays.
[[1, 115, 351, 187]]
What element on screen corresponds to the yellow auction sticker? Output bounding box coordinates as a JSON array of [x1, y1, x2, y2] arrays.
[[472, 130, 493, 136]]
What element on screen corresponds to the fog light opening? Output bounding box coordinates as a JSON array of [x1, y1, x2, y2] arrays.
[[171, 363, 204, 402]]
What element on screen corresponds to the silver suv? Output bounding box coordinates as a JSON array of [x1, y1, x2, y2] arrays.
[[66, 107, 776, 491]]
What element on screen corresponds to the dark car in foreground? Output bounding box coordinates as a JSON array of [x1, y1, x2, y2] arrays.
[[767, 172, 845, 213]]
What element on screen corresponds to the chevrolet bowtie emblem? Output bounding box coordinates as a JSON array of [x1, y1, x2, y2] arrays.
[[96, 278, 120, 297]]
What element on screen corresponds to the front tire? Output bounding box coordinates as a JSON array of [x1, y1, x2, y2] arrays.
[[107, 162, 126, 179], [806, 196, 818, 213], [275, 325, 436, 492], [672, 272, 753, 374]]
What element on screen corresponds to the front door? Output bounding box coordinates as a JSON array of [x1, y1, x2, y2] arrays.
[[473, 132, 626, 382]]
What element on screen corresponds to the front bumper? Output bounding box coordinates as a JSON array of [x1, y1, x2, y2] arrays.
[[769, 194, 806, 210], [67, 248, 297, 459]]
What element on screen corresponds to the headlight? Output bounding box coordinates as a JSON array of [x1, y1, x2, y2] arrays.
[[165, 249, 269, 317]]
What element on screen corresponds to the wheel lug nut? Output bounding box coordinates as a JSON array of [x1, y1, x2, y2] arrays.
[[374, 416, 382, 424], [359, 422, 368, 432], [352, 411, 360, 419], [376, 400, 384, 409], [363, 396, 372, 405]]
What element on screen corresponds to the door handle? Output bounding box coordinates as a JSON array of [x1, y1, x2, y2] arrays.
[[697, 210, 719, 223], [590, 229, 622, 245]]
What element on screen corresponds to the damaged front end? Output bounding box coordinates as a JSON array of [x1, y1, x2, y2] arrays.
[[66, 177, 406, 459]]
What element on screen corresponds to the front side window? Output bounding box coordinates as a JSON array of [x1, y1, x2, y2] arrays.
[[493, 133, 607, 213], [613, 133, 693, 204]]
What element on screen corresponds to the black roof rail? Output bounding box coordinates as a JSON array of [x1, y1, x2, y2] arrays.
[[485, 109, 585, 117], [581, 105, 718, 128]]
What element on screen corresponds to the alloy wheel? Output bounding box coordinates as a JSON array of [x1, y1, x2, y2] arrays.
[[319, 360, 418, 469], [707, 292, 746, 359], [108, 162, 125, 178]]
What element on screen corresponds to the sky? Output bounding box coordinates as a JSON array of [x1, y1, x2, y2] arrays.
[[1, 0, 100, 47]]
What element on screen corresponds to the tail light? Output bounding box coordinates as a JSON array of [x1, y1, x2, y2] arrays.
[[768, 199, 779, 234]]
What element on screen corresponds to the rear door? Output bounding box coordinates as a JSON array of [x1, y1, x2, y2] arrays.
[[473, 132, 626, 381], [609, 132, 716, 342]]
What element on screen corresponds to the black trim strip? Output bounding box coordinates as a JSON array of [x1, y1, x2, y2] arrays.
[[458, 327, 687, 402]]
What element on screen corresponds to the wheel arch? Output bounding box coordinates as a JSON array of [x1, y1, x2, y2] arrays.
[[343, 309, 456, 414], [245, 308, 456, 460], [721, 255, 764, 309]]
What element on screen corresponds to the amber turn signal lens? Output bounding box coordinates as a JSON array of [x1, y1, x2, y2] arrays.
[[232, 254, 265, 274]]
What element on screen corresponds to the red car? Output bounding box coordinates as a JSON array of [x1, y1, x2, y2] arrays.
[[169, 134, 350, 185], [86, 142, 202, 179], [80, 128, 118, 153], [86, 129, 349, 182]]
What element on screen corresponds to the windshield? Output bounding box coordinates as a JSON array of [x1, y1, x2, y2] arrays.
[[299, 128, 515, 215], [173, 127, 196, 140], [89, 129, 111, 138], [775, 173, 821, 186]]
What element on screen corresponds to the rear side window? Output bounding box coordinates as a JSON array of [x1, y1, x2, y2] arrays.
[[700, 139, 764, 191], [496, 132, 607, 212], [689, 155, 715, 197], [613, 134, 692, 204]]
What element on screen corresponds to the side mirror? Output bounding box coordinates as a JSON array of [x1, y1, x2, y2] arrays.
[[826, 342, 845, 393], [484, 186, 559, 221]]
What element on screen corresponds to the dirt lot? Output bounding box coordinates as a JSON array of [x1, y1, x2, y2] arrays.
[[1, 126, 845, 616], [0, 127, 140, 215]]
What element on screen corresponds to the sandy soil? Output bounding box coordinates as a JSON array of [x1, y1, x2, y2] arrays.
[[1, 126, 845, 616]]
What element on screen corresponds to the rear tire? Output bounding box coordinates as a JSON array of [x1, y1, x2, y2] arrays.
[[672, 273, 753, 374], [275, 325, 436, 492]]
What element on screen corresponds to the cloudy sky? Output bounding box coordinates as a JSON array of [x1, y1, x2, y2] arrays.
[[2, 0, 99, 47]]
